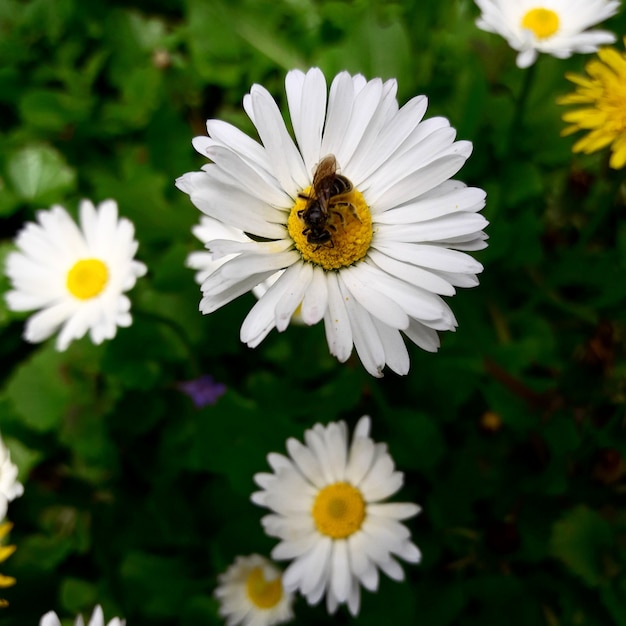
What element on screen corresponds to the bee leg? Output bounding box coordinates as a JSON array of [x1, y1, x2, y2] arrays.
[[331, 210, 346, 228], [335, 202, 360, 223], [331, 201, 360, 225]]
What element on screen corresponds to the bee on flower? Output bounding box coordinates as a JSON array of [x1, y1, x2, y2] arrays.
[[177, 68, 487, 377]]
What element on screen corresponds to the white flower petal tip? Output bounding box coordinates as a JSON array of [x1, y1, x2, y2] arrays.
[[251, 416, 421, 616], [39, 606, 125, 626], [5, 199, 147, 352], [214, 554, 295, 626], [0, 434, 24, 521], [474, 0, 620, 67], [178, 68, 487, 377]]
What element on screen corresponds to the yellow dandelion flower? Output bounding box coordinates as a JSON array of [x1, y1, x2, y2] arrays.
[[558, 38, 626, 169], [0, 522, 16, 608]]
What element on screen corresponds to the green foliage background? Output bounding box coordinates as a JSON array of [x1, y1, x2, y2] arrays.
[[1, 0, 626, 624]]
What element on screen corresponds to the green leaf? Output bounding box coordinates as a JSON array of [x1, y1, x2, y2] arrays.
[[386, 409, 446, 472], [0, 176, 20, 217], [6, 144, 76, 203], [0, 243, 15, 324], [13, 533, 75, 572], [180, 595, 221, 626], [120, 552, 195, 618], [319, 11, 411, 81], [550, 506, 614, 587], [3, 346, 74, 432], [19, 89, 92, 131], [60, 578, 98, 615]]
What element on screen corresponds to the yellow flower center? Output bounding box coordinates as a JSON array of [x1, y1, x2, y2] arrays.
[[312, 482, 366, 539], [287, 184, 373, 271], [521, 8, 560, 39], [245, 566, 284, 609], [66, 259, 109, 300]]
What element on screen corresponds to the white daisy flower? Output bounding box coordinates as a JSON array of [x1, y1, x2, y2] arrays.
[[0, 434, 24, 522], [251, 416, 421, 616], [474, 0, 619, 68], [176, 68, 487, 378], [5, 199, 147, 351], [215, 554, 294, 626], [40, 605, 125, 626]]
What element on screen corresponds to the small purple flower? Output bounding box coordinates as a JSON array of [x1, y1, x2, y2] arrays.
[[177, 374, 226, 408]]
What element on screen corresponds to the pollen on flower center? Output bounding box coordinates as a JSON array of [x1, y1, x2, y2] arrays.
[[66, 258, 109, 300], [245, 566, 284, 609], [312, 482, 366, 539], [287, 183, 373, 271], [521, 8, 560, 39]]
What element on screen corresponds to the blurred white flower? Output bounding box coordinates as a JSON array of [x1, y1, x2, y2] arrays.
[[177, 68, 487, 377], [475, 0, 619, 68], [0, 434, 23, 522], [5, 199, 147, 351], [40, 605, 125, 626], [215, 554, 294, 626], [252, 416, 421, 616]]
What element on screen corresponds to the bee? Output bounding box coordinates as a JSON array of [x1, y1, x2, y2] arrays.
[[297, 155, 355, 248]]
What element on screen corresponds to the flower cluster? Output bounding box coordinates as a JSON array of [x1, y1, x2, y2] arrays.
[[213, 415, 421, 624], [2, 0, 624, 616]]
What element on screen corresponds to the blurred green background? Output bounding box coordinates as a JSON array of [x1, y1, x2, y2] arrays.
[[1, 0, 626, 624]]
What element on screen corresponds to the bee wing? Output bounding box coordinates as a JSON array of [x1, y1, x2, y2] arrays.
[[312, 155, 337, 188]]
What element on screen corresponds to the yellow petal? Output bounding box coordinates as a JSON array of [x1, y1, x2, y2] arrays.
[[0, 575, 16, 588], [609, 135, 626, 169], [564, 72, 594, 88], [573, 129, 615, 153], [0, 546, 15, 563]]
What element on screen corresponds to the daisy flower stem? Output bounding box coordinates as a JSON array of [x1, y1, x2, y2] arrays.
[[507, 61, 538, 153], [134, 308, 201, 376]]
